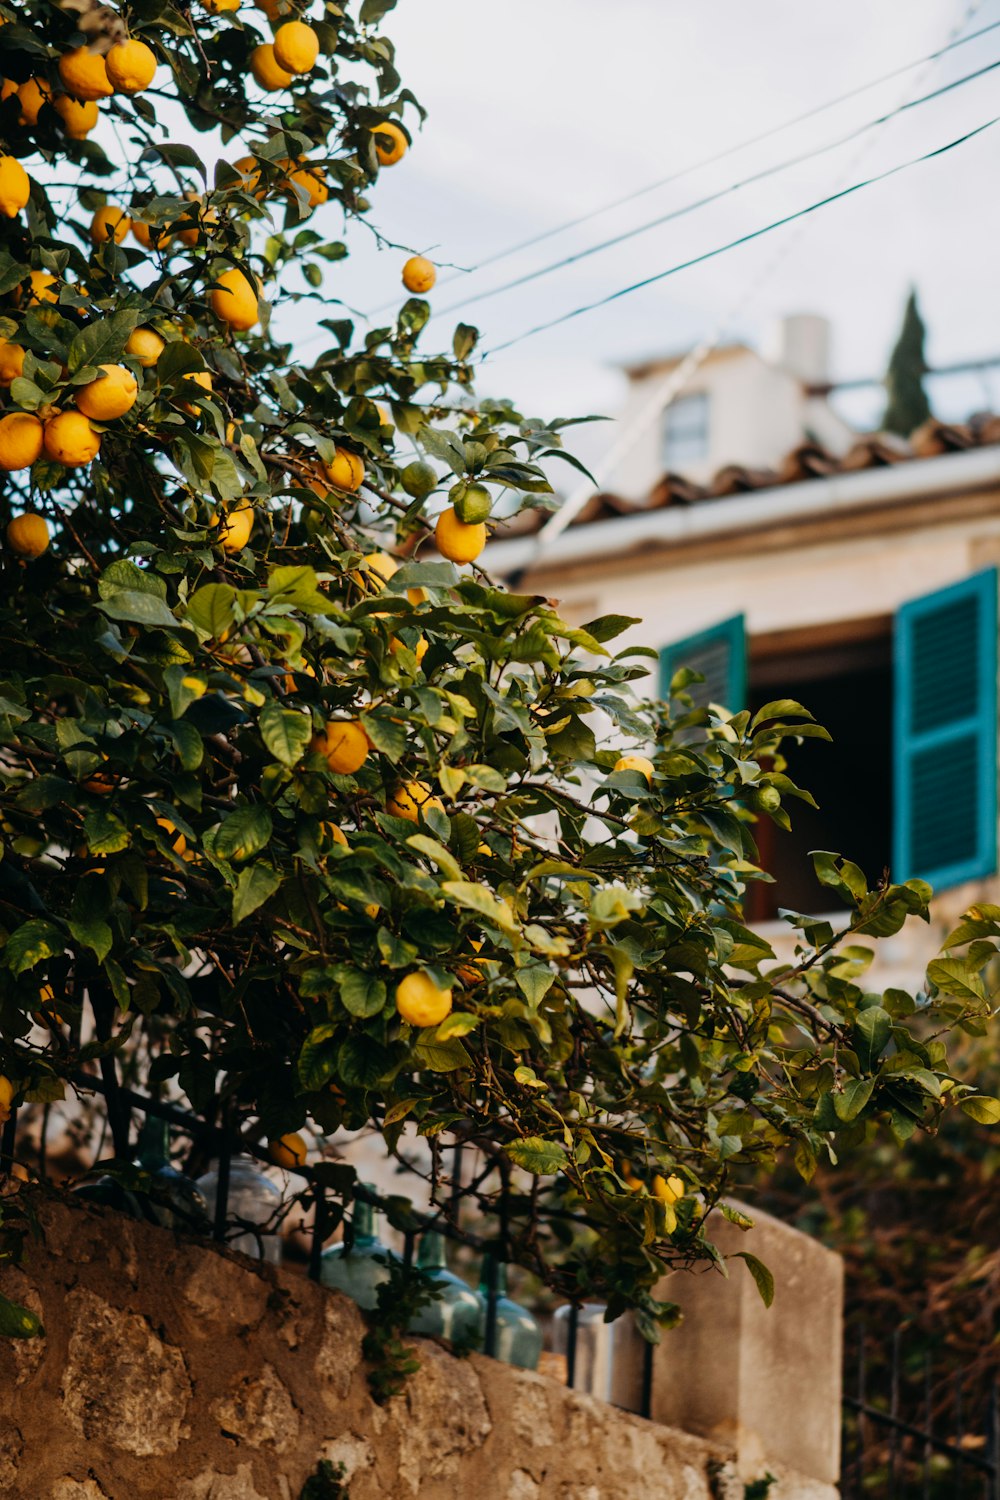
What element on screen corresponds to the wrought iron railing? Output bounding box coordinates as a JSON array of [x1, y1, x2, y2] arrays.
[[841, 1325, 1000, 1499]]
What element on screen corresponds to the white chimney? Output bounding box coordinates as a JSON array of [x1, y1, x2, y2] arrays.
[[765, 314, 832, 387]]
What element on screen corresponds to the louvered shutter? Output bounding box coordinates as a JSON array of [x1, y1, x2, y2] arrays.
[[893, 568, 998, 888], [660, 615, 747, 712]]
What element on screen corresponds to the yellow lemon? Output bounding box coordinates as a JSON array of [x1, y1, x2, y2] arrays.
[[54, 95, 99, 139], [0, 341, 24, 386], [323, 447, 364, 491], [269, 1132, 308, 1170], [250, 43, 293, 90], [272, 20, 319, 74], [105, 39, 157, 94], [287, 162, 328, 210], [90, 204, 131, 245], [653, 1173, 685, 1206], [396, 970, 452, 1028], [386, 780, 442, 822], [320, 822, 349, 850], [232, 155, 263, 194], [217, 502, 254, 553], [156, 816, 187, 855], [355, 551, 397, 591], [125, 326, 165, 368], [43, 411, 101, 467], [201, 0, 241, 11], [28, 270, 57, 305], [0, 1075, 14, 1119], [370, 121, 407, 166], [435, 506, 486, 565], [210, 267, 259, 331], [312, 719, 369, 775], [58, 47, 113, 102], [614, 754, 655, 783], [402, 255, 436, 294], [175, 192, 218, 248], [180, 369, 213, 413], [16, 78, 50, 127], [76, 364, 138, 420], [0, 156, 30, 218], [0, 412, 44, 471], [6, 513, 49, 558]]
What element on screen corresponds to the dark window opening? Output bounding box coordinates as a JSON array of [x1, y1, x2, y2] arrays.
[[746, 618, 893, 921]]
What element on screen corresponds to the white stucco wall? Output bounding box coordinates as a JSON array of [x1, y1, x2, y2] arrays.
[[613, 350, 814, 496]]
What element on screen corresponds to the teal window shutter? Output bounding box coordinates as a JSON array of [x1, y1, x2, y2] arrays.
[[660, 614, 747, 711], [893, 568, 998, 889]]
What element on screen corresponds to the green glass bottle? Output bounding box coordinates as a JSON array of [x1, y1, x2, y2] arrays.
[[135, 1115, 209, 1232], [320, 1190, 397, 1311], [478, 1256, 543, 1370], [407, 1231, 483, 1342]]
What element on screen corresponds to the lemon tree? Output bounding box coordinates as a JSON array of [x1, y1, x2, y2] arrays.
[[0, 0, 994, 1324]]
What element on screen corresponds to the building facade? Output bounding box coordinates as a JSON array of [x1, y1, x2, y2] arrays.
[[488, 367, 1000, 984]]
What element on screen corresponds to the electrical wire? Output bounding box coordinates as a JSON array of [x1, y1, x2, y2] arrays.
[[363, 13, 1000, 313], [432, 55, 1000, 321], [485, 113, 999, 357]]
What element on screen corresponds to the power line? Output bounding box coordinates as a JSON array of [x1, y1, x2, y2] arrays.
[[485, 113, 999, 357], [433, 56, 1000, 321], [362, 14, 1000, 316]]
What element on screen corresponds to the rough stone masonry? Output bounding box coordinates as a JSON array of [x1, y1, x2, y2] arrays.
[[0, 1193, 828, 1499]]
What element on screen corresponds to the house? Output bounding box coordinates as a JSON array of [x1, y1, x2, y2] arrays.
[[486, 321, 1000, 984]]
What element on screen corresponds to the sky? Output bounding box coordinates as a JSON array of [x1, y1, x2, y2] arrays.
[[284, 0, 1000, 481]]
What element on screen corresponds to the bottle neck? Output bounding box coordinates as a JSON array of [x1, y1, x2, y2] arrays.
[[479, 1254, 507, 1297], [352, 1195, 378, 1242], [417, 1230, 447, 1271], [136, 1115, 170, 1168]]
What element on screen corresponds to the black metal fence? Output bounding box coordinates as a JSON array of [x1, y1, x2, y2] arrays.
[[0, 1072, 654, 1412], [841, 1325, 1000, 1499]]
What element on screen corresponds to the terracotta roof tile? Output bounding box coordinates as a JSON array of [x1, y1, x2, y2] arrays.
[[489, 418, 1000, 542]]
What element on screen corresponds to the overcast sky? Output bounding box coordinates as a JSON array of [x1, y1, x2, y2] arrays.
[[297, 0, 1000, 476]]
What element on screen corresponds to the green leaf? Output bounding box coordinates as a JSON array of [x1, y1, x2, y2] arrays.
[[926, 956, 987, 1005], [185, 584, 237, 639], [339, 971, 387, 1019], [0, 1293, 43, 1340], [435, 1012, 479, 1038], [83, 808, 131, 855], [232, 865, 282, 924], [959, 1094, 1000, 1125], [298, 1024, 339, 1092], [833, 1077, 874, 1122], [66, 309, 142, 376], [441, 881, 519, 935], [4, 919, 63, 976], [338, 1035, 393, 1088], [503, 1137, 568, 1175], [852, 1006, 891, 1070], [406, 834, 462, 883], [734, 1251, 775, 1308], [97, 590, 179, 630], [411, 1035, 473, 1072], [214, 806, 273, 864], [259, 703, 312, 767]]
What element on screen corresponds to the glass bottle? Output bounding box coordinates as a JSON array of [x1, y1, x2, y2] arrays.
[[135, 1115, 209, 1232], [478, 1255, 543, 1370], [407, 1230, 483, 1343], [195, 1157, 282, 1263], [320, 1190, 397, 1310], [552, 1303, 617, 1398]]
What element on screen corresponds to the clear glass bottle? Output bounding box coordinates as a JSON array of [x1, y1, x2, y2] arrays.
[[195, 1157, 282, 1263], [135, 1115, 209, 1232], [320, 1190, 397, 1310], [407, 1230, 483, 1343], [552, 1303, 617, 1398], [478, 1255, 543, 1370]]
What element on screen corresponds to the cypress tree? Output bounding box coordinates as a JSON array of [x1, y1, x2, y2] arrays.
[[883, 290, 932, 436]]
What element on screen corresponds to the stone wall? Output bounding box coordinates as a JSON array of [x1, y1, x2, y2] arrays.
[[0, 1193, 829, 1499]]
